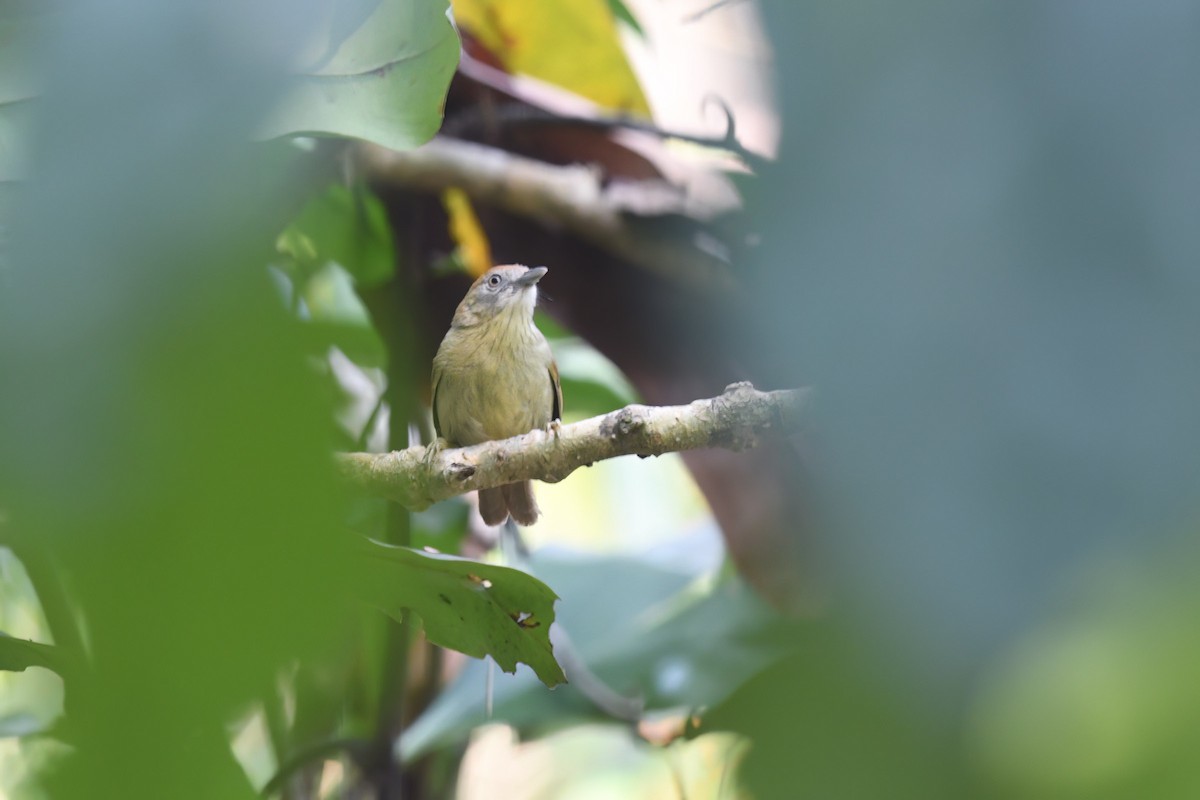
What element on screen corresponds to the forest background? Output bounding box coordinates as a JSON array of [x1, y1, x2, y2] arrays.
[[2, 1, 1200, 798]]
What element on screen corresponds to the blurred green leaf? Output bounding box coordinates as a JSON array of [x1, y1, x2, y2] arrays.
[[0, 1, 386, 793], [968, 542, 1200, 799], [303, 262, 374, 325], [300, 318, 387, 369], [0, 99, 31, 183], [551, 337, 638, 418], [260, 0, 460, 151], [410, 498, 470, 553], [704, 632, 965, 800], [0, 635, 56, 675], [605, 0, 643, 36], [536, 315, 639, 417], [360, 540, 566, 687], [403, 548, 793, 759], [0, 17, 37, 105], [282, 183, 395, 288], [736, 3, 1200, 796], [275, 185, 394, 369], [533, 311, 572, 342]]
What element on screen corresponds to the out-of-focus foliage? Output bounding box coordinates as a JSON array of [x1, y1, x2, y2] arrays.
[[275, 183, 394, 372], [260, 0, 460, 150], [549, 340, 639, 420], [0, 100, 31, 184], [967, 542, 1200, 799], [452, 0, 650, 114], [534, 312, 639, 418], [8, 0, 1195, 797], [363, 541, 567, 686], [281, 183, 396, 289], [403, 544, 792, 759], [0, 548, 62, 794], [734, 2, 1200, 797], [454, 723, 744, 800], [0, 636, 57, 675], [603, 0, 642, 37], [0, 1, 457, 797], [0, 17, 35, 183], [441, 187, 494, 278]]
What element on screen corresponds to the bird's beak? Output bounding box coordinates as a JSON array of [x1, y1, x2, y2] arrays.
[[515, 266, 548, 287]]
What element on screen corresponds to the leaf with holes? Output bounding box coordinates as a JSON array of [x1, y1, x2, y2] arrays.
[[360, 540, 566, 687]]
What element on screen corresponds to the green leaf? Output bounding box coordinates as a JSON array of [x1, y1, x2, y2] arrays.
[[0, 634, 58, 675], [535, 316, 639, 417], [260, 0, 460, 151], [402, 548, 795, 759], [360, 540, 566, 687], [552, 337, 639, 418], [283, 184, 395, 288]]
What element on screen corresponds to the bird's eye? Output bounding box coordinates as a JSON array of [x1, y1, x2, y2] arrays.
[[487, 275, 503, 288]]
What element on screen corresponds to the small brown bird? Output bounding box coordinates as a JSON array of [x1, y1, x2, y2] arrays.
[[431, 264, 562, 525]]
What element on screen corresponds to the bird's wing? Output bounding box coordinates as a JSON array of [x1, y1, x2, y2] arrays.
[[430, 364, 444, 437], [548, 360, 563, 422]]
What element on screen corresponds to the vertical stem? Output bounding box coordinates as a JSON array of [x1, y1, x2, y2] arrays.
[[362, 193, 429, 798], [372, 503, 413, 800]]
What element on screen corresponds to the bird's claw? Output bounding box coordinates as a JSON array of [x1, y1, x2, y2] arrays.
[[424, 437, 450, 467]]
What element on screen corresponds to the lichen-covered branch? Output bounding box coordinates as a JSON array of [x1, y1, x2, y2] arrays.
[[336, 382, 808, 510]]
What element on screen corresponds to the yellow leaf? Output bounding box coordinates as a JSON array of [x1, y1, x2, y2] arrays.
[[452, 0, 650, 115], [442, 187, 493, 278]]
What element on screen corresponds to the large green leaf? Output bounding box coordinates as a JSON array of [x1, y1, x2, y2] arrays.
[[260, 0, 460, 150], [360, 540, 566, 687]]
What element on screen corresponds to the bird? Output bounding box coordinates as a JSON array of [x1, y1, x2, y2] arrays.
[[431, 264, 562, 525]]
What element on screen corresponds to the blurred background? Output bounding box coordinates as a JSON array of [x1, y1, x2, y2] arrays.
[[3, 0, 1200, 798]]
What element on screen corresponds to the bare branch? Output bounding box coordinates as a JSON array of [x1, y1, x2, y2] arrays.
[[336, 382, 808, 510]]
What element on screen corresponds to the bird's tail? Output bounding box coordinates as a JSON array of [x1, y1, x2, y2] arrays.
[[478, 481, 540, 526]]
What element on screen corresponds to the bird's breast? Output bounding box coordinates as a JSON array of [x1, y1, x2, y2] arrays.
[[434, 325, 554, 445]]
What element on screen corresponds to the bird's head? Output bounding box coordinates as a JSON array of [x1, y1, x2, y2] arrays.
[[451, 264, 547, 328]]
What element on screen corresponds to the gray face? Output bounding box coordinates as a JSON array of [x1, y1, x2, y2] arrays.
[[470, 265, 547, 313]]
